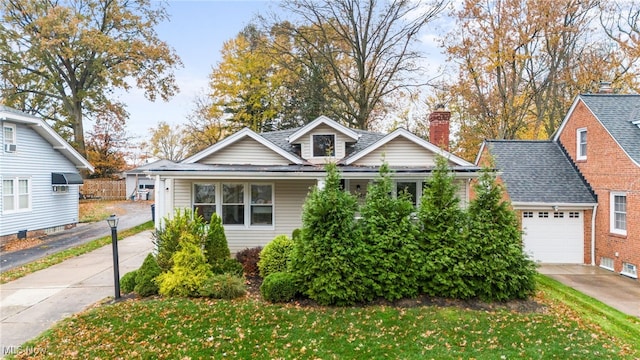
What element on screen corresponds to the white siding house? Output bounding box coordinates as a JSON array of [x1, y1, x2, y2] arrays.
[[147, 115, 479, 252], [0, 106, 93, 241]]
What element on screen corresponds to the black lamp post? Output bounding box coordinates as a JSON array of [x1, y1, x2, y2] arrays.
[[106, 214, 121, 300]]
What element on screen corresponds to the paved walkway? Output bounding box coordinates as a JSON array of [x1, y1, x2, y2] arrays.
[[0, 231, 154, 355], [538, 264, 640, 317]]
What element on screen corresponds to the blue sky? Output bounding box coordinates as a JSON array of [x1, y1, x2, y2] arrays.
[[122, 0, 449, 140], [123, 0, 278, 138]]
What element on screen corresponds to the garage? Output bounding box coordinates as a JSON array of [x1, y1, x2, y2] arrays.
[[521, 210, 584, 263]]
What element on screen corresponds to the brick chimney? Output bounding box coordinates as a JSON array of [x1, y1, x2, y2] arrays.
[[429, 104, 451, 151]]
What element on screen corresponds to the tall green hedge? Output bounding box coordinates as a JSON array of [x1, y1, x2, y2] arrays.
[[358, 162, 420, 301], [290, 162, 368, 306]]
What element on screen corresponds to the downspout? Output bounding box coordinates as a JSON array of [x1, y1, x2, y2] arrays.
[[591, 203, 598, 266]]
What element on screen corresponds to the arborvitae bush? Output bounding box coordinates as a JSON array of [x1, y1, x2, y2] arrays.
[[358, 162, 420, 301], [134, 253, 162, 297], [211, 258, 244, 277], [198, 274, 246, 299], [465, 168, 537, 301], [236, 247, 262, 277], [157, 234, 213, 297], [289, 162, 368, 306], [258, 235, 294, 278], [120, 270, 138, 294], [204, 213, 230, 264], [417, 156, 471, 298], [153, 209, 205, 271], [260, 272, 298, 303]]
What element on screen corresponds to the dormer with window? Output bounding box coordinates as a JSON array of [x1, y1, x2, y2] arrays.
[[287, 116, 360, 164]]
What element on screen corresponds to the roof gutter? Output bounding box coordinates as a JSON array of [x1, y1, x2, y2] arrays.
[[511, 202, 598, 209]]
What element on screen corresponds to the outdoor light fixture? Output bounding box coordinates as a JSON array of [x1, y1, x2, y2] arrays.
[[106, 214, 121, 300]]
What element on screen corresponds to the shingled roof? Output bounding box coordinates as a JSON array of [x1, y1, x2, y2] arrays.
[[577, 94, 640, 165], [484, 140, 596, 205]]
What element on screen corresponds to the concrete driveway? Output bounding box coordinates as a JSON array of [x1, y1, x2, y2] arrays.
[[538, 264, 640, 317]]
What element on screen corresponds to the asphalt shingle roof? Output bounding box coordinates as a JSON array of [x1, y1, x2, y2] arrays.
[[486, 140, 596, 204], [579, 94, 640, 164]]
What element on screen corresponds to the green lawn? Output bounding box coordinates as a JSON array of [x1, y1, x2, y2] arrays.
[[10, 275, 640, 359]]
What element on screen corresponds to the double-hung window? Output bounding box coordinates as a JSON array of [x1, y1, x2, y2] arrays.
[[576, 128, 587, 160], [222, 184, 245, 225], [2, 178, 31, 212], [193, 183, 216, 221], [250, 184, 273, 225], [610, 192, 627, 235], [3, 123, 16, 152]]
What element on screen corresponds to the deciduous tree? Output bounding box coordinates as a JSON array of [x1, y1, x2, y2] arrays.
[[144, 121, 189, 162], [0, 0, 181, 157], [274, 0, 446, 130]]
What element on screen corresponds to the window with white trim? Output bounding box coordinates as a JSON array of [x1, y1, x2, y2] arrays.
[[2, 177, 31, 212], [622, 262, 637, 278], [312, 134, 335, 157], [192, 182, 274, 227], [576, 128, 587, 160], [250, 184, 273, 225], [569, 212, 580, 218], [610, 192, 627, 235], [523, 211, 533, 218], [3, 123, 16, 145], [553, 212, 564, 218], [193, 183, 216, 221], [538, 212, 549, 218], [600, 257, 614, 271]]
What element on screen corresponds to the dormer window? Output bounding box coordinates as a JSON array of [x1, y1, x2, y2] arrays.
[[313, 134, 335, 157], [576, 128, 587, 160]]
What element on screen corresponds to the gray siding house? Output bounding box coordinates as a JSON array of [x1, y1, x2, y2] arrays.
[[146, 114, 480, 252], [1, 106, 94, 241], [124, 159, 175, 201]]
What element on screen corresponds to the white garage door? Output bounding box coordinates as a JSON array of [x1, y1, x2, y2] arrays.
[[521, 210, 584, 263]]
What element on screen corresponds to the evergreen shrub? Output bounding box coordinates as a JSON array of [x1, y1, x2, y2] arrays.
[[260, 272, 298, 303], [258, 235, 294, 278], [134, 253, 162, 297]]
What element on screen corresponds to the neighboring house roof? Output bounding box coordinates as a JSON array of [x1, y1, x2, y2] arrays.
[[0, 106, 94, 171], [479, 140, 597, 206], [125, 159, 176, 174], [554, 94, 640, 166]]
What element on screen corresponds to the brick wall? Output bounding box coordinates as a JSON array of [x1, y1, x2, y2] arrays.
[[558, 100, 640, 277]]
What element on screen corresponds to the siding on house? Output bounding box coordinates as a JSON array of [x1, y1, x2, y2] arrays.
[[557, 98, 640, 276], [199, 137, 292, 165], [1, 121, 81, 237], [351, 137, 439, 167]]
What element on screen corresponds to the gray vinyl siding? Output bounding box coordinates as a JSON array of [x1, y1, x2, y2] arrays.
[[170, 179, 314, 253], [352, 137, 438, 167], [297, 124, 352, 164], [0, 122, 81, 236], [199, 138, 291, 165]]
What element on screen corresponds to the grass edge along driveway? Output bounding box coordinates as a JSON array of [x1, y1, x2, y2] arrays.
[[7, 274, 640, 359]]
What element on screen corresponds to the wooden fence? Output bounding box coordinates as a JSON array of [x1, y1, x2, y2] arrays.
[[80, 179, 126, 200]]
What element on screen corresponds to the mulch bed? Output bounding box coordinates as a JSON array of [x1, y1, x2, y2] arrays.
[[244, 275, 547, 314]]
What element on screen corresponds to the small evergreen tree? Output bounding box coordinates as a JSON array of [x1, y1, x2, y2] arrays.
[[417, 156, 471, 298], [134, 253, 162, 297], [465, 168, 537, 301], [289, 162, 368, 306], [204, 213, 231, 264], [157, 234, 213, 297], [153, 209, 206, 271], [358, 162, 420, 301]]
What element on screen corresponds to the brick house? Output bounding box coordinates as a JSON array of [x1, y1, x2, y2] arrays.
[[553, 93, 640, 279], [477, 93, 639, 280]]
